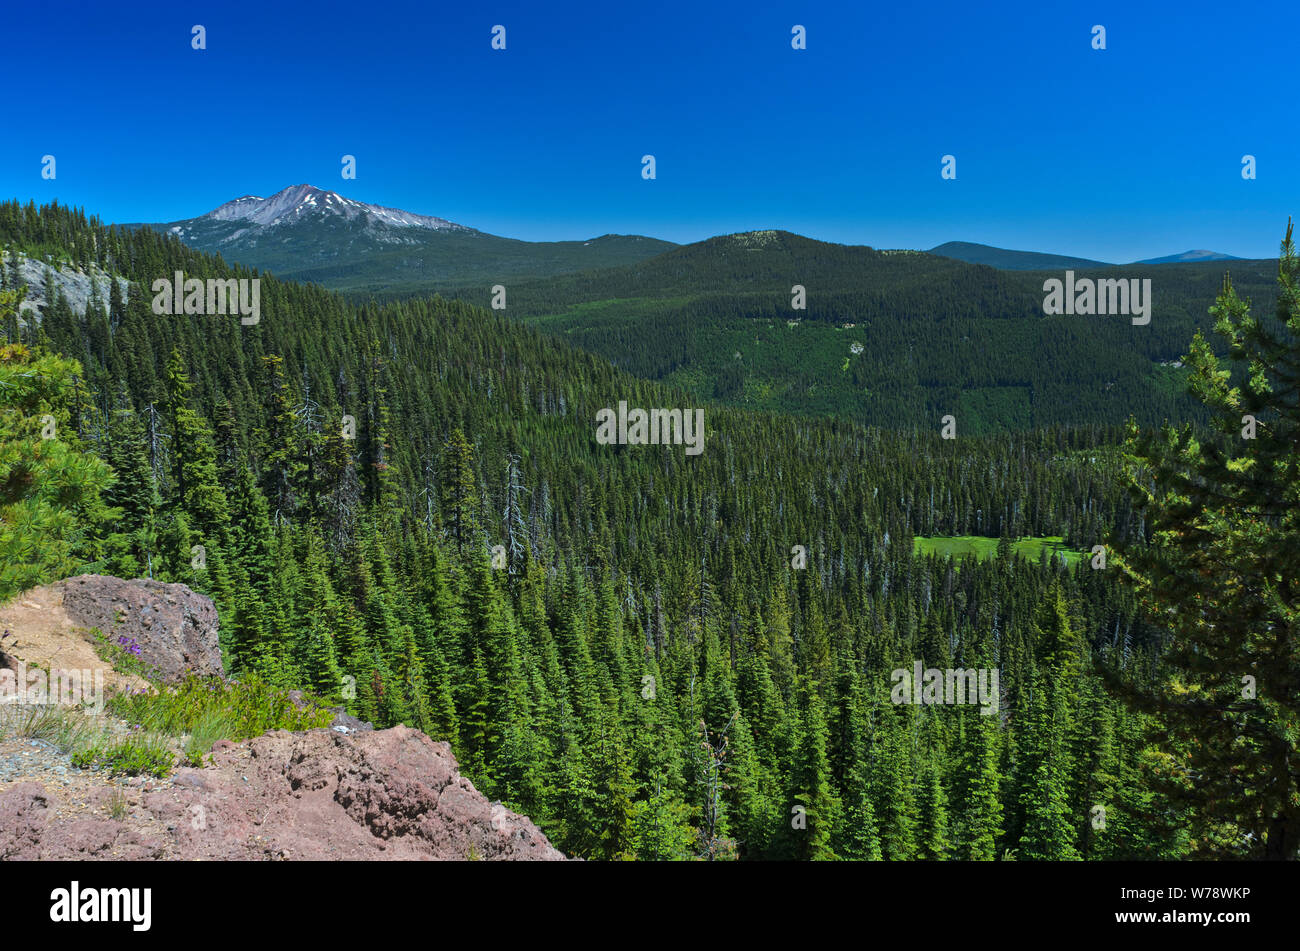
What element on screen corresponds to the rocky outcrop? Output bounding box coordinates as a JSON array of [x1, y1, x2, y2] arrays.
[[2, 251, 130, 329], [0, 574, 565, 860], [0, 585, 150, 696], [0, 725, 565, 861], [55, 575, 223, 684]]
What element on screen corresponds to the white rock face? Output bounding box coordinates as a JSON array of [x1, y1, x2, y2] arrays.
[[2, 251, 129, 326]]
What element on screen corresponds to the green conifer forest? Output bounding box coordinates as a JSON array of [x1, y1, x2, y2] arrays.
[[5, 199, 1297, 860]]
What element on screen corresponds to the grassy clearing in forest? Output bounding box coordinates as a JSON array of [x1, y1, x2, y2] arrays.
[[913, 535, 1083, 566]]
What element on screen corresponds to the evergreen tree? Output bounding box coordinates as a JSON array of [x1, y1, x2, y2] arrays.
[[787, 680, 839, 860], [163, 349, 229, 539], [440, 428, 479, 553], [954, 707, 1004, 860], [1119, 221, 1300, 859], [0, 335, 116, 598]]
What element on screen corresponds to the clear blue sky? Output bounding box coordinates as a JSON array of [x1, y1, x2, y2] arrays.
[[2, 0, 1296, 260]]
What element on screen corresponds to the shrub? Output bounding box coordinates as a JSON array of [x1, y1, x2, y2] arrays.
[[107, 674, 333, 760], [72, 735, 174, 778]]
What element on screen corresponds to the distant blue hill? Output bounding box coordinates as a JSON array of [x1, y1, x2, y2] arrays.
[[928, 241, 1111, 270], [1132, 249, 1242, 265], [931, 241, 1244, 270]]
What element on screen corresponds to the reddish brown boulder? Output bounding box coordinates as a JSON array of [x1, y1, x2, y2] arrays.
[[55, 574, 223, 683]]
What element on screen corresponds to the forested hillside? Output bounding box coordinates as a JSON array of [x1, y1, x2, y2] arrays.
[[0, 198, 1236, 859], [433, 230, 1279, 432]]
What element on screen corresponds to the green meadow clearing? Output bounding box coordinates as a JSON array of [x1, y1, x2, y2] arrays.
[[912, 535, 1084, 566]]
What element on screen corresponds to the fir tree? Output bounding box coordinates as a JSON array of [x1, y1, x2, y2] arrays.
[[1119, 221, 1300, 859]]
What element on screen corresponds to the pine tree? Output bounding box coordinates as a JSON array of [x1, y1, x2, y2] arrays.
[[101, 394, 158, 577], [1015, 666, 1080, 860], [954, 707, 1004, 860], [872, 702, 919, 860], [787, 680, 839, 860], [163, 349, 228, 540], [291, 534, 347, 701], [917, 757, 952, 860], [837, 766, 883, 860], [440, 428, 479, 553], [1119, 220, 1300, 859], [321, 421, 361, 555], [0, 337, 116, 598], [259, 354, 305, 524]]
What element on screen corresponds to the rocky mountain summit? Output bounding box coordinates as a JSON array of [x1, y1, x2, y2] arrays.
[[125, 184, 675, 293], [202, 184, 470, 234]]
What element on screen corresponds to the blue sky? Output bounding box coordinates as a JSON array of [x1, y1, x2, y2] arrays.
[[2, 0, 1296, 260]]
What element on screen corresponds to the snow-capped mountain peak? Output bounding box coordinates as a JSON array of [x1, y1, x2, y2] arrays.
[[204, 184, 467, 232]]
